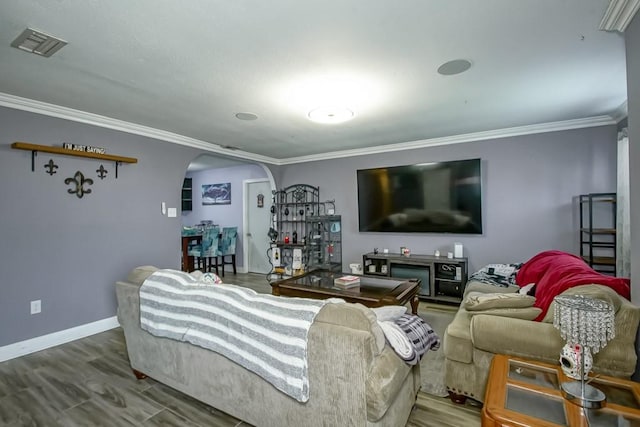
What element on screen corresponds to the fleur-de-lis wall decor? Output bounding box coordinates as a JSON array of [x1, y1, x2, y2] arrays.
[[44, 159, 58, 176], [96, 164, 108, 179], [64, 171, 94, 198]]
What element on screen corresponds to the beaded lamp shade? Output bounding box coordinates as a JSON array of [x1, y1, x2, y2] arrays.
[[553, 295, 615, 354]]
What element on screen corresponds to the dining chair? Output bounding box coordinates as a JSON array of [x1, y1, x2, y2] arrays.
[[218, 226, 238, 277], [188, 226, 220, 274]]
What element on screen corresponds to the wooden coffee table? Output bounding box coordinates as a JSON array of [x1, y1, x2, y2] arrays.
[[270, 269, 421, 314], [483, 354, 640, 427]]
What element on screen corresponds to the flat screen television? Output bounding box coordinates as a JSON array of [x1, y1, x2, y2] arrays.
[[357, 158, 482, 234]]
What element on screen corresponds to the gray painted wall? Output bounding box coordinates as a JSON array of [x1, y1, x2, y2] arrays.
[[182, 164, 269, 269], [627, 14, 639, 304], [0, 106, 275, 346], [0, 97, 623, 352], [278, 126, 618, 273]]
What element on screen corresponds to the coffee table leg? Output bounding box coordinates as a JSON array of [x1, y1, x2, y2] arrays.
[[410, 295, 419, 315], [271, 284, 280, 296]]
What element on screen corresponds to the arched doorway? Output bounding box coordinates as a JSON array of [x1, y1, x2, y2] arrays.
[[182, 154, 275, 274]]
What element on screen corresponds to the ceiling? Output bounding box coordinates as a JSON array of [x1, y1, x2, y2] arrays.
[[0, 1, 631, 164]]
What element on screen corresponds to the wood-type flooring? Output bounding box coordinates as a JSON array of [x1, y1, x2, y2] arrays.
[[0, 272, 481, 426]]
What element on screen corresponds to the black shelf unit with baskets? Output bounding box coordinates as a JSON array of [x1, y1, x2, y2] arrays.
[[579, 193, 617, 274]]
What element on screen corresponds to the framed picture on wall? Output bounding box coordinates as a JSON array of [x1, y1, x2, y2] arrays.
[[202, 183, 231, 205]]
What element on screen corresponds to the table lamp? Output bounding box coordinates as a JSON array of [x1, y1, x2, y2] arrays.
[[552, 294, 615, 408]]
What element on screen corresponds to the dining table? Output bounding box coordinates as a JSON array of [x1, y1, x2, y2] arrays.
[[181, 233, 202, 272]]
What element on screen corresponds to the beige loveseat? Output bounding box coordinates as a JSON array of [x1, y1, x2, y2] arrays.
[[116, 266, 420, 426], [443, 280, 640, 404]]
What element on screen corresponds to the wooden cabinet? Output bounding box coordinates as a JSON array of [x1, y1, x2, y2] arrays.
[[362, 252, 468, 304], [182, 178, 192, 212]]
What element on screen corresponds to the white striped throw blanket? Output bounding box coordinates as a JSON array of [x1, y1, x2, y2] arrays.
[[139, 269, 334, 402]]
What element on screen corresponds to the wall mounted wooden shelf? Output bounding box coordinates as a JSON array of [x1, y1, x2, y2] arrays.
[[12, 142, 137, 178]]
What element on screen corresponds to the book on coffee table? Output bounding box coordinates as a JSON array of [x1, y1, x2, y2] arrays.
[[334, 275, 361, 288]]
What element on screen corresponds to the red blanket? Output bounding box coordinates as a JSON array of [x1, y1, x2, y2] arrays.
[[516, 250, 630, 321]]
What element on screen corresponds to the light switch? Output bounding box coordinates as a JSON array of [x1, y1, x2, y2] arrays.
[[167, 207, 177, 217]]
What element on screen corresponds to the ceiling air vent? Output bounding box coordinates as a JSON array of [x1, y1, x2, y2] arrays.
[[11, 28, 67, 58]]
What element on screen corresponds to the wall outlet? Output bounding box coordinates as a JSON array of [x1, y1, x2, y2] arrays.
[[30, 300, 41, 315]]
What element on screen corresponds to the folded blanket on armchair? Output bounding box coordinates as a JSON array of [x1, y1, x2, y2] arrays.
[[516, 250, 630, 321]]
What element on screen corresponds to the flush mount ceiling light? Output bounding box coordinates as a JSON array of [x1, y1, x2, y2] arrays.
[[235, 112, 258, 121], [437, 59, 472, 76], [11, 28, 67, 58], [308, 106, 355, 124], [278, 73, 381, 123]]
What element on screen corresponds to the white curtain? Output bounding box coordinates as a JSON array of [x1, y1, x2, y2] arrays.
[[617, 128, 631, 277]]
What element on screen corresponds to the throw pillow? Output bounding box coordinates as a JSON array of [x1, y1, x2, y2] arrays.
[[189, 271, 223, 285], [468, 307, 542, 320], [464, 292, 535, 311], [371, 305, 407, 321], [468, 263, 523, 287], [202, 272, 223, 284], [190, 270, 204, 281], [518, 283, 536, 295]]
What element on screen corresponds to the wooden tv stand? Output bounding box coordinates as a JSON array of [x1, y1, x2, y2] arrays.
[[362, 252, 468, 304]]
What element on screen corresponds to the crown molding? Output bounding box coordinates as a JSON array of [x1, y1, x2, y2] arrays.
[[280, 115, 618, 165], [599, 0, 640, 32], [0, 92, 619, 166], [610, 100, 629, 123], [0, 92, 278, 165]]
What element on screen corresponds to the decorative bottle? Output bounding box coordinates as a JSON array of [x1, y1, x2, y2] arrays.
[[292, 230, 298, 244]]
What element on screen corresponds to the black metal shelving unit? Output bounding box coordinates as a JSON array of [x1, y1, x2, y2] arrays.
[[266, 184, 341, 280], [579, 193, 616, 274]]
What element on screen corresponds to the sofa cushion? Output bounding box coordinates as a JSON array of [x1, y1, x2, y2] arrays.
[[126, 265, 158, 286], [464, 292, 535, 311], [468, 307, 542, 320], [463, 281, 520, 298]]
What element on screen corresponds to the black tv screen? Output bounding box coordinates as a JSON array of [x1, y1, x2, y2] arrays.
[[357, 159, 483, 234]]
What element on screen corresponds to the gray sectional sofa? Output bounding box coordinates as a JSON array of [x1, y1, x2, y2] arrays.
[[115, 266, 420, 427]]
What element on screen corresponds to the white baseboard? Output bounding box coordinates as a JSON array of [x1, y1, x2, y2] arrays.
[[0, 316, 120, 362]]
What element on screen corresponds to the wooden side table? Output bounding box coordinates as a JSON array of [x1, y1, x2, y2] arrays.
[[483, 354, 640, 427]]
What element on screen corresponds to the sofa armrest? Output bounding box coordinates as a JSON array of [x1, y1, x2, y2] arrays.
[[471, 314, 563, 361]]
